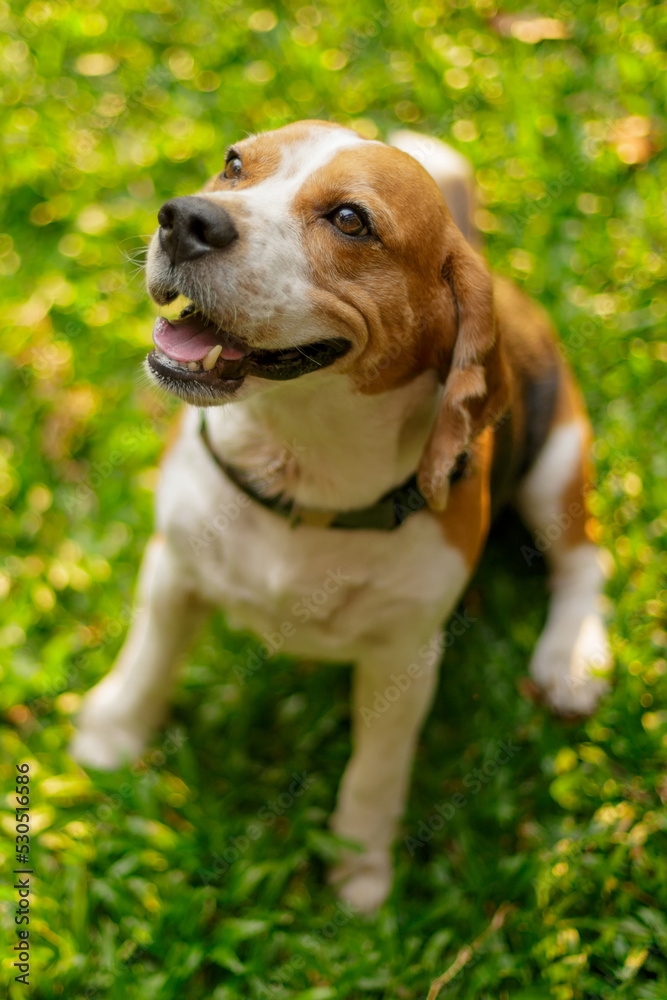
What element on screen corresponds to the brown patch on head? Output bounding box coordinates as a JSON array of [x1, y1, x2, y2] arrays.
[[294, 142, 458, 384], [202, 145, 282, 191], [159, 120, 509, 495], [287, 139, 510, 511], [203, 120, 360, 192]]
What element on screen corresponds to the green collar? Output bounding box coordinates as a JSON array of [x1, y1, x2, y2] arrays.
[[199, 411, 467, 531]]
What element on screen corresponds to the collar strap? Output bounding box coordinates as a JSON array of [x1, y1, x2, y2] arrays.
[[199, 411, 468, 531]]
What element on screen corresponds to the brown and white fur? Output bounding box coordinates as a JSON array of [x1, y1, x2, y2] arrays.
[[70, 121, 612, 912]]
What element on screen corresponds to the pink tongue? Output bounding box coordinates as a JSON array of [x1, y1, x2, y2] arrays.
[[152, 316, 246, 362]]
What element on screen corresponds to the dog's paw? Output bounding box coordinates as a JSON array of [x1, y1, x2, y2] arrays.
[[530, 612, 612, 717], [69, 718, 146, 770], [328, 850, 391, 914]]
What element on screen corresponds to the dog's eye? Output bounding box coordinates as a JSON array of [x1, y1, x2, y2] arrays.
[[329, 206, 369, 237], [222, 156, 242, 180]]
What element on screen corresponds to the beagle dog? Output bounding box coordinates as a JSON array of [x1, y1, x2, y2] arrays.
[[71, 120, 612, 912]]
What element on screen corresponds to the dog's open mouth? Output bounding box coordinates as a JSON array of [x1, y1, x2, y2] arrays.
[[146, 302, 351, 402]]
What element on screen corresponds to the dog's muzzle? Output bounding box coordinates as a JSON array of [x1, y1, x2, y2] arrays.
[[146, 197, 353, 403]]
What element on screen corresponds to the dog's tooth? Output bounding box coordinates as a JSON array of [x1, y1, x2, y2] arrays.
[[202, 344, 222, 371], [187, 361, 200, 371]]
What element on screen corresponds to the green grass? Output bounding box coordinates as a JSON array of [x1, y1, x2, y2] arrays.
[[1, 0, 667, 997]]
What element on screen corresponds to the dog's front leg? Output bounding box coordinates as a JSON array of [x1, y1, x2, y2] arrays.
[[329, 635, 441, 912], [516, 382, 612, 715], [70, 534, 209, 770]]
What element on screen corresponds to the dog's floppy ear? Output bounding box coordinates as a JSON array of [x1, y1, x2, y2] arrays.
[[418, 231, 509, 511]]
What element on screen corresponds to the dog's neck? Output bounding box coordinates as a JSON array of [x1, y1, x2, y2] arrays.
[[201, 370, 441, 512]]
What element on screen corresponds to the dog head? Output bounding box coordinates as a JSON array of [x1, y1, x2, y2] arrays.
[[145, 120, 508, 508]]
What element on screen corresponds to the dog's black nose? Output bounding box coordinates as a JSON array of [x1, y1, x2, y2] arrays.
[[157, 196, 238, 265]]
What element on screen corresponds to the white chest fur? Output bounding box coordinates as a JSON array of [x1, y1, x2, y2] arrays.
[[199, 371, 442, 510], [156, 397, 470, 663]]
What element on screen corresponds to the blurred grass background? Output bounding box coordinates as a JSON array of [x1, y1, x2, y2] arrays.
[[1, 0, 667, 997]]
